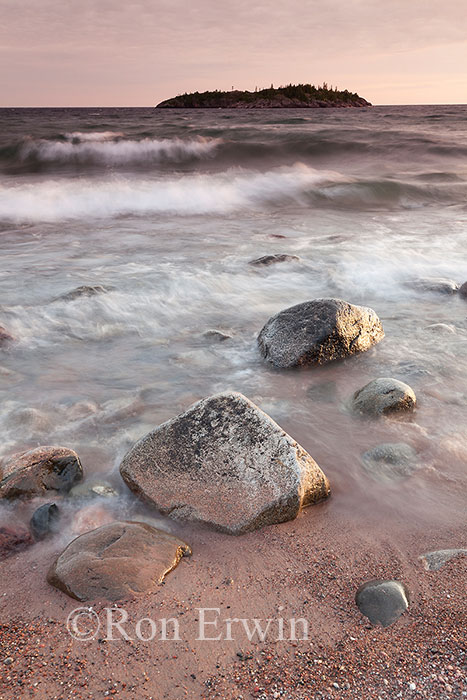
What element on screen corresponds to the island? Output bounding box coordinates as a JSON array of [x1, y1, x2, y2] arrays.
[[156, 83, 371, 109]]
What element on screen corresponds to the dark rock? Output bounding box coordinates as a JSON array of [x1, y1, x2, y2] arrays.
[[249, 254, 300, 267], [258, 298, 384, 369], [0, 446, 83, 499], [0, 525, 33, 559], [419, 549, 467, 571], [361, 443, 418, 483], [30, 503, 60, 540], [57, 285, 113, 302], [459, 282, 467, 299], [47, 521, 191, 601], [0, 326, 14, 345], [352, 378, 416, 416], [120, 391, 330, 535], [356, 579, 409, 627], [413, 277, 459, 295]]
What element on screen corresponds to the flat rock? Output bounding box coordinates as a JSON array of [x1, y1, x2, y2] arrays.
[[258, 298, 384, 369], [419, 549, 467, 571], [352, 378, 416, 416], [356, 579, 409, 627], [30, 503, 60, 540], [413, 277, 459, 295], [0, 446, 83, 499], [0, 525, 33, 560], [47, 521, 191, 601], [120, 392, 330, 535], [249, 254, 300, 266], [361, 443, 418, 483]]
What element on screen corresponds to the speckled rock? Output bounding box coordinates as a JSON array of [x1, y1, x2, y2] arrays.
[[249, 254, 300, 266], [0, 446, 83, 499], [352, 378, 416, 416], [258, 298, 384, 368], [361, 443, 418, 483], [47, 521, 191, 601], [356, 580, 409, 627], [419, 549, 467, 571], [120, 392, 330, 535]]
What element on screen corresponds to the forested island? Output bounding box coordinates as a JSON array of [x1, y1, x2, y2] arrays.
[[156, 83, 371, 109]]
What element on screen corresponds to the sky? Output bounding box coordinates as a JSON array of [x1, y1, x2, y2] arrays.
[[0, 0, 466, 106]]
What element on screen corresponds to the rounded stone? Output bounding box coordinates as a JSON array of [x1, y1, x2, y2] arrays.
[[30, 503, 60, 540], [356, 579, 409, 627], [258, 298, 384, 369], [459, 281, 467, 299], [352, 378, 416, 416]]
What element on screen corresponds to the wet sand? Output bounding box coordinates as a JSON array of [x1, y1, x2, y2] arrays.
[[1, 503, 465, 699]]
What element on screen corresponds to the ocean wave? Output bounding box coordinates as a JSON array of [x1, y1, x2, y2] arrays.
[[0, 164, 464, 222], [0, 135, 221, 168]]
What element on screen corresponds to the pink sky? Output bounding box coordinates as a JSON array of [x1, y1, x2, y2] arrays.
[[1, 0, 466, 106]]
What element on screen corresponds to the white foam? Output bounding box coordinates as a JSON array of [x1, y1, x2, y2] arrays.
[[0, 164, 344, 222]]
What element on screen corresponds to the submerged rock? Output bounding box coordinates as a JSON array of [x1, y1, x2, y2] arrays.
[[120, 392, 330, 535], [258, 298, 384, 369], [424, 323, 456, 334], [249, 254, 300, 266], [459, 282, 467, 299], [47, 521, 191, 601], [356, 580, 409, 627], [56, 285, 113, 302], [413, 277, 459, 295], [30, 503, 60, 540], [419, 549, 467, 571], [0, 446, 83, 500], [202, 329, 233, 343], [361, 443, 418, 483], [0, 525, 33, 560], [352, 378, 416, 417]]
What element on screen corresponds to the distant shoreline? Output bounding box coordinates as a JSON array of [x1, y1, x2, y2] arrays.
[[156, 84, 371, 109]]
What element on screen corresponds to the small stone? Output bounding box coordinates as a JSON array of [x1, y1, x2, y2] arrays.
[[258, 298, 384, 369], [202, 329, 233, 343], [0, 446, 83, 499], [419, 549, 467, 571], [424, 323, 456, 334], [30, 503, 60, 540], [356, 579, 409, 627], [69, 479, 118, 500], [352, 378, 416, 417], [249, 254, 300, 266], [3, 657, 13, 666], [409, 682, 416, 691], [361, 443, 418, 483], [47, 520, 191, 602]]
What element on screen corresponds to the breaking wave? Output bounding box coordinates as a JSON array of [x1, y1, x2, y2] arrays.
[[0, 164, 465, 222]]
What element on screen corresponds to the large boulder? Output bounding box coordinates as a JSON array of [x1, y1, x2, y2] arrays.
[[0, 446, 83, 499], [120, 392, 330, 535], [352, 378, 416, 417], [257, 298, 384, 368], [47, 521, 191, 601]]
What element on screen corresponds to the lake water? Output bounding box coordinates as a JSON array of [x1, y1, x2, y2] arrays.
[[0, 105, 466, 532]]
